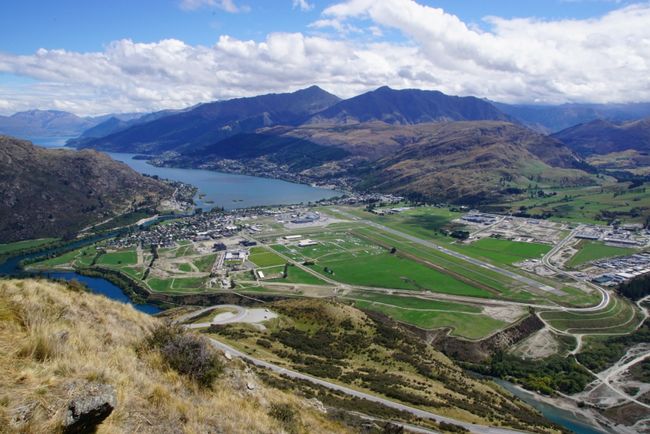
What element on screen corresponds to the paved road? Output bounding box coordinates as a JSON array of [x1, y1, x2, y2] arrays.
[[206, 336, 530, 434], [540, 226, 610, 312], [336, 210, 557, 293]]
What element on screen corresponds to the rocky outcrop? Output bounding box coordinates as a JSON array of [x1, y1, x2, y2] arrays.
[[62, 382, 116, 433]]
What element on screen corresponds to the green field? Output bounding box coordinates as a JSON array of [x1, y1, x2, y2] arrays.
[[540, 296, 640, 334], [272, 232, 494, 297], [96, 249, 137, 266], [344, 291, 512, 339], [178, 263, 193, 273], [566, 241, 636, 268], [248, 247, 287, 267], [352, 298, 508, 339], [456, 238, 551, 265], [0, 238, 58, 255], [30, 249, 81, 268], [192, 254, 216, 272], [269, 264, 328, 285], [336, 206, 462, 242], [344, 291, 481, 312], [501, 182, 650, 225], [146, 276, 207, 293]]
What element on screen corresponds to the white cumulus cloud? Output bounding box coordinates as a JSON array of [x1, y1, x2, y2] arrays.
[[0, 0, 649, 115]]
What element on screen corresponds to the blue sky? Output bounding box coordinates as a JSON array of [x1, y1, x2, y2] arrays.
[[0, 0, 637, 54], [1, 0, 649, 114]]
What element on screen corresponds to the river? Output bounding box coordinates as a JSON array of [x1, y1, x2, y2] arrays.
[[494, 380, 607, 434]]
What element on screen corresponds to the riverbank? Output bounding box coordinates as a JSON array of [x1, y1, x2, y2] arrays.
[[495, 380, 635, 434]]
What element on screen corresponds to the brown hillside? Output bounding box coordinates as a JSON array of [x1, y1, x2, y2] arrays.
[[0, 136, 173, 242], [0, 279, 349, 433]]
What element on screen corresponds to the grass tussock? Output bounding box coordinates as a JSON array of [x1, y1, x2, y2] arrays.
[[0, 279, 350, 433]]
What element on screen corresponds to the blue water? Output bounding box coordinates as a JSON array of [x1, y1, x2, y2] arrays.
[[106, 152, 342, 211], [24, 136, 75, 147], [0, 230, 161, 314], [44, 271, 161, 314], [494, 379, 607, 434]]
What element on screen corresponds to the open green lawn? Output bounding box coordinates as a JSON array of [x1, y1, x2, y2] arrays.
[[248, 247, 287, 267], [272, 229, 539, 300], [455, 238, 551, 265], [269, 264, 328, 285], [147, 277, 207, 293], [307, 248, 492, 297], [352, 299, 508, 340], [192, 254, 216, 272], [30, 250, 80, 268], [178, 263, 193, 273], [566, 241, 636, 268], [343, 291, 481, 312], [0, 238, 58, 255], [96, 249, 137, 266]]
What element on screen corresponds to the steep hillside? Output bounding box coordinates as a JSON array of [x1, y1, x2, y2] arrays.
[[363, 121, 591, 203], [77, 86, 341, 154], [0, 279, 349, 433], [0, 136, 173, 242], [552, 117, 650, 156], [180, 132, 350, 172], [308, 86, 510, 125], [163, 121, 592, 203], [205, 298, 560, 433]]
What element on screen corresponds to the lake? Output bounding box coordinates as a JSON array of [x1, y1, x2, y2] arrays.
[[107, 152, 341, 211], [30, 138, 343, 211]]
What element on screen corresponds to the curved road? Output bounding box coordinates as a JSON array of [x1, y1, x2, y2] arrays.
[[206, 336, 529, 434]]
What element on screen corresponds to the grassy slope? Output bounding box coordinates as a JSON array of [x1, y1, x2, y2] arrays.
[[0, 279, 348, 433], [208, 299, 558, 433]]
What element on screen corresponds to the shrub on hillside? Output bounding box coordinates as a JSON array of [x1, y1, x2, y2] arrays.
[[147, 325, 223, 387]]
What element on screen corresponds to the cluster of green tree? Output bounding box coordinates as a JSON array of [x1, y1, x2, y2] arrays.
[[450, 230, 470, 240], [469, 352, 593, 395], [617, 273, 650, 300], [577, 322, 649, 372]]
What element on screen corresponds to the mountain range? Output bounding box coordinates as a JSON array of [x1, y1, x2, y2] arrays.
[[0, 135, 173, 242], [552, 117, 650, 156], [11, 85, 650, 204], [63, 86, 604, 204], [0, 109, 142, 139], [494, 102, 650, 133], [74, 86, 342, 153]]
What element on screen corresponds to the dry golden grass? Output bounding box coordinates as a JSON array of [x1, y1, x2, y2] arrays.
[[0, 279, 350, 433]]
